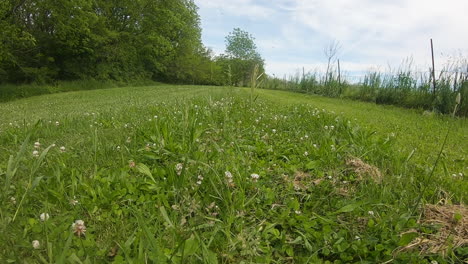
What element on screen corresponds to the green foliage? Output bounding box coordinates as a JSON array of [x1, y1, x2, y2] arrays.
[[221, 28, 265, 86], [0, 0, 220, 86]]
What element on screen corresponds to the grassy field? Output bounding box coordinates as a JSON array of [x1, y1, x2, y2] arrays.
[[0, 85, 466, 263]]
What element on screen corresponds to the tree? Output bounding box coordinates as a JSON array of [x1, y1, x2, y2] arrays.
[[223, 28, 264, 86], [0, 0, 215, 85], [324, 40, 341, 84]]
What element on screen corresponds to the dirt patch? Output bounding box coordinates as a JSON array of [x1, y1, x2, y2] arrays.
[[346, 157, 382, 183], [293, 171, 310, 190], [286, 171, 323, 190], [397, 203, 467, 256]]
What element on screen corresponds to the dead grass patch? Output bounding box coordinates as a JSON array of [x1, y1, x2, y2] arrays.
[[397, 203, 467, 256], [284, 171, 323, 191], [346, 157, 382, 183]]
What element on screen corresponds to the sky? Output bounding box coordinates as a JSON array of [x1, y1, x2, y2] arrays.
[[194, 0, 468, 80]]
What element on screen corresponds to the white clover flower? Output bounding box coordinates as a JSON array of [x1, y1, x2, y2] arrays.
[[304, 151, 309, 156], [33, 150, 39, 157], [70, 197, 79, 206], [295, 210, 302, 215], [251, 173, 260, 182], [34, 142, 41, 149], [55, 121, 59, 126], [225, 171, 233, 179], [355, 236, 361, 240], [272, 129, 277, 133], [116, 145, 121, 150], [304, 135, 309, 139], [32, 240, 40, 249], [196, 175, 204, 185], [368, 211, 375, 216], [10, 197, 16, 204], [175, 163, 183, 175], [330, 125, 335, 129], [59, 146, 66, 153], [313, 144, 318, 148], [40, 213, 49, 221], [72, 219, 86, 237], [324, 125, 329, 130]]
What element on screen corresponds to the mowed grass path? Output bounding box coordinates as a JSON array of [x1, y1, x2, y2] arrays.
[[1, 85, 466, 183], [0, 85, 467, 263], [256, 89, 468, 175], [2, 85, 467, 167]]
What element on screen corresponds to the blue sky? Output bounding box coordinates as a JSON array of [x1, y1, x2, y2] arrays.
[[194, 0, 468, 80]]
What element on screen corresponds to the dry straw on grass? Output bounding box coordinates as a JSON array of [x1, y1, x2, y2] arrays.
[[397, 203, 467, 256], [346, 157, 382, 183]]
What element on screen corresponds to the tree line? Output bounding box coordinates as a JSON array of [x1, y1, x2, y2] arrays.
[[0, 0, 264, 86]]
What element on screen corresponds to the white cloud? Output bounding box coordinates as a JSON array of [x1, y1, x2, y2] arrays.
[[196, 0, 468, 76], [197, 0, 276, 20]]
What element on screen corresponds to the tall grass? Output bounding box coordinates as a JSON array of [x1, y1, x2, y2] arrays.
[[260, 58, 468, 116]]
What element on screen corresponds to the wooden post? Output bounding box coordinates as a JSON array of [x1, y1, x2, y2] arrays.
[[430, 39, 437, 99]]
